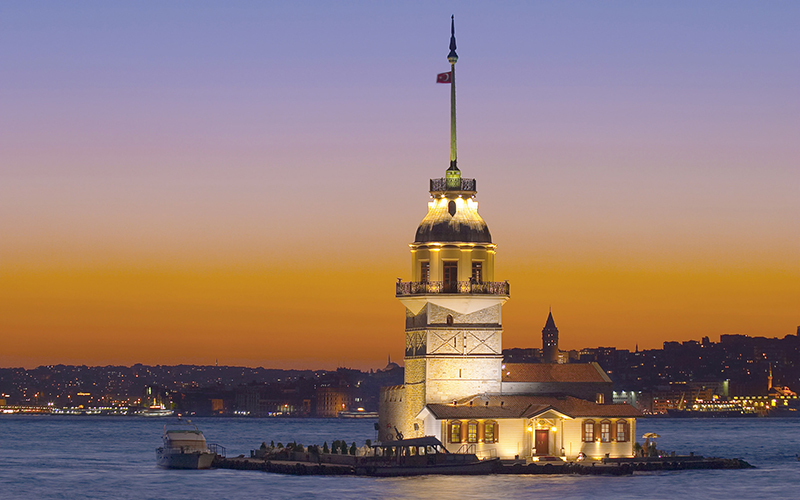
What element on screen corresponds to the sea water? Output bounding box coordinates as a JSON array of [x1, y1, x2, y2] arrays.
[[1, 416, 798, 499]]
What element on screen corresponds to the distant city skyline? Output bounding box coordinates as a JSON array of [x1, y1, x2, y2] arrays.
[[2, 2, 798, 369]]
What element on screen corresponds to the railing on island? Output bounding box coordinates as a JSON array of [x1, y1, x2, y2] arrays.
[[396, 280, 509, 296]]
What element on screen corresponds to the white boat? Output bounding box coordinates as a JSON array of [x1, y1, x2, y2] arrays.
[[156, 421, 218, 469], [138, 406, 175, 417], [338, 410, 379, 419]]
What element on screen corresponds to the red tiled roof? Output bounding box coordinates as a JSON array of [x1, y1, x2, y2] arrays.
[[523, 396, 641, 418], [502, 362, 611, 383]]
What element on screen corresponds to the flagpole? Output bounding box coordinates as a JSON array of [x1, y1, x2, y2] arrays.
[[448, 15, 458, 170]]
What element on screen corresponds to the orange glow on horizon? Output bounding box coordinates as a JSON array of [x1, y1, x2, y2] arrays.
[[2, 245, 796, 369]]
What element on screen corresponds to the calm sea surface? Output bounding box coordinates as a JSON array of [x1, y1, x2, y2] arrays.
[[1, 416, 798, 499]]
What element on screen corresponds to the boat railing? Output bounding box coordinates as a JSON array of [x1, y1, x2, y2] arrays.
[[454, 444, 476, 455], [208, 443, 226, 457], [476, 448, 497, 459], [158, 444, 223, 456], [159, 446, 201, 454]]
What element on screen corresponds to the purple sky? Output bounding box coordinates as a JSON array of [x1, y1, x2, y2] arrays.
[[1, 2, 798, 368]]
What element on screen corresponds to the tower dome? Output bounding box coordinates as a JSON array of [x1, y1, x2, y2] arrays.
[[414, 190, 492, 243]]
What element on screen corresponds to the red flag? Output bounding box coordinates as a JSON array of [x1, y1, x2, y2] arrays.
[[436, 71, 452, 84]]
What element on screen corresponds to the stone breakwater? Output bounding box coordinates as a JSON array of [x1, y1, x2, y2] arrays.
[[212, 455, 753, 476]]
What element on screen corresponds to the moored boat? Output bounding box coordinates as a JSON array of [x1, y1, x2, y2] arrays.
[[338, 410, 379, 419], [666, 401, 758, 418], [156, 421, 222, 469], [355, 436, 499, 476], [138, 404, 175, 417]]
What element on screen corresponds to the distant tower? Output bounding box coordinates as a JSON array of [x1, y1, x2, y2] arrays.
[[542, 310, 559, 363], [768, 363, 773, 391]]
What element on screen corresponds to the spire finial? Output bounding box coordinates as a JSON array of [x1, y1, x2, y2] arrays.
[[448, 15, 458, 62]]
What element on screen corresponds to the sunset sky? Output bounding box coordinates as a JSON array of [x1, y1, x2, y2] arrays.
[[2, 2, 798, 370]]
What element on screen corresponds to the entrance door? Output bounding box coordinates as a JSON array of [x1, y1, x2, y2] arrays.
[[534, 430, 549, 456], [443, 262, 458, 293]]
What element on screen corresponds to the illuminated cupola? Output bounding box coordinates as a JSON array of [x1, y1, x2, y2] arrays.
[[414, 172, 491, 244]]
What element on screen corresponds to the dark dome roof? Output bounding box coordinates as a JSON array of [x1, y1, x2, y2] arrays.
[[414, 197, 492, 243]]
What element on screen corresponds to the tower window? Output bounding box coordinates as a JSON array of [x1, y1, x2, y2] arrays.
[[471, 262, 482, 282], [420, 262, 430, 283], [448, 200, 456, 217]]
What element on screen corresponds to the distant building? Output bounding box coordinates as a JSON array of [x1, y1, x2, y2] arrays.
[[316, 387, 353, 417]]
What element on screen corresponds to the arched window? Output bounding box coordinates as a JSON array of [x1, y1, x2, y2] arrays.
[[583, 420, 595, 442], [446, 315, 454, 326], [467, 421, 478, 443], [483, 421, 498, 443], [600, 420, 611, 442], [616, 420, 628, 442], [449, 421, 462, 443]]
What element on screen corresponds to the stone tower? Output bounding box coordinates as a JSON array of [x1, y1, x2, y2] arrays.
[[542, 311, 559, 363], [378, 18, 509, 441]]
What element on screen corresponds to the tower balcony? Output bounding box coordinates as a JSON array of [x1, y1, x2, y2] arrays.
[[396, 280, 509, 296], [429, 177, 476, 193]]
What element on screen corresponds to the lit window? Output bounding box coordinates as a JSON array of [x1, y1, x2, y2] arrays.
[[583, 420, 594, 442], [600, 421, 611, 442], [484, 421, 497, 443], [467, 421, 478, 443], [616, 420, 628, 442], [471, 262, 482, 283], [449, 421, 462, 443]]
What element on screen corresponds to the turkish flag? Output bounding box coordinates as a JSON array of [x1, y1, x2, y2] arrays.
[[436, 71, 452, 84]]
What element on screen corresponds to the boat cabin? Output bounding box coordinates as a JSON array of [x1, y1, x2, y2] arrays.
[[370, 436, 481, 466], [163, 428, 208, 453]]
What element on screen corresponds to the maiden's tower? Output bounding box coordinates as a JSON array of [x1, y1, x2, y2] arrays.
[[379, 18, 640, 460]]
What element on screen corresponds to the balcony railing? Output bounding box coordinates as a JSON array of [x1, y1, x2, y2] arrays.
[[430, 177, 477, 192], [396, 280, 509, 296]]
